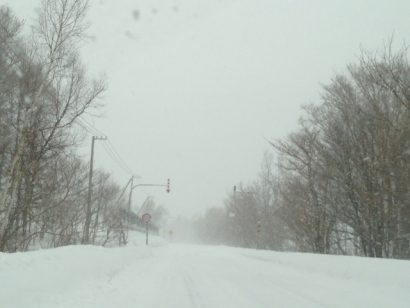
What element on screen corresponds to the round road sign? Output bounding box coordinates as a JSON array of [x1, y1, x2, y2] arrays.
[[142, 213, 151, 224]]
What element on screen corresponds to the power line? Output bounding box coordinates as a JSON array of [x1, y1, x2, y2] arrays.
[[77, 118, 101, 136], [106, 139, 135, 175], [103, 141, 134, 175], [77, 118, 105, 136], [77, 117, 137, 177], [101, 141, 134, 176]]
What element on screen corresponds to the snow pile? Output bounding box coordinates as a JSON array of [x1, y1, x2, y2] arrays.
[[0, 231, 166, 308]]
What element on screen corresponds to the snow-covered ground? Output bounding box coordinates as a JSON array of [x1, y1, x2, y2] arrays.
[[1, 232, 409, 308]]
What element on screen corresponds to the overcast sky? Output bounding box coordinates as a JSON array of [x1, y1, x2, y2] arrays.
[[6, 0, 410, 218]]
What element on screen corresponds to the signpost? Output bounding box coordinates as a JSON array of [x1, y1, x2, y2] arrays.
[[142, 213, 151, 245]]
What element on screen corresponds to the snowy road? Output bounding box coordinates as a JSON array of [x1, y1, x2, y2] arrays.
[[1, 237, 409, 308]]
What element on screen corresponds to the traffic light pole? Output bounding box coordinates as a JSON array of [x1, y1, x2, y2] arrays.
[[128, 179, 171, 214], [126, 179, 170, 241], [131, 179, 170, 192]]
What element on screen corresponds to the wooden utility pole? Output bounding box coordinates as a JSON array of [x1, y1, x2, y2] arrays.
[[83, 135, 106, 244], [128, 176, 134, 214], [126, 176, 134, 241]]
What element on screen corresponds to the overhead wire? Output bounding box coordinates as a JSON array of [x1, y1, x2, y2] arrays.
[[77, 117, 136, 177], [77, 117, 105, 136], [106, 139, 135, 175], [101, 141, 135, 176], [77, 118, 101, 136]]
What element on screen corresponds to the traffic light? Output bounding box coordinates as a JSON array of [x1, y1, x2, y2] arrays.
[[166, 178, 170, 193]]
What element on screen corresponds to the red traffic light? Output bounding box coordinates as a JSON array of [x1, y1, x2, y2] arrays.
[[166, 178, 170, 193]]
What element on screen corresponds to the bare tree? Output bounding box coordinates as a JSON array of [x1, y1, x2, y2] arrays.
[[0, 1, 105, 251], [197, 42, 410, 259]]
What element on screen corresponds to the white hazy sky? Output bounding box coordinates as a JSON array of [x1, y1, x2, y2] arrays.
[[5, 0, 410, 218]]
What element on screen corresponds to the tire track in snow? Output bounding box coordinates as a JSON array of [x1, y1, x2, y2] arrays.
[[182, 273, 203, 308], [176, 253, 206, 308]]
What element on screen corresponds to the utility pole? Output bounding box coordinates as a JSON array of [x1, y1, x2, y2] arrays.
[[83, 135, 107, 244], [128, 176, 134, 216], [126, 176, 134, 241]]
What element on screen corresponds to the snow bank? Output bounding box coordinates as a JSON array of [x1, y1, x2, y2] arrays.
[[0, 231, 166, 307]]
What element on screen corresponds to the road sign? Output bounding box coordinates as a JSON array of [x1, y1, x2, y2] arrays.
[[142, 213, 151, 224]]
